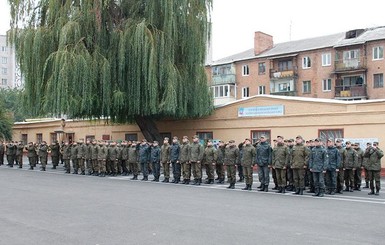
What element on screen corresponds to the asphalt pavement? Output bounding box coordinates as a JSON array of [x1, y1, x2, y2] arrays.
[[0, 162, 384, 245]]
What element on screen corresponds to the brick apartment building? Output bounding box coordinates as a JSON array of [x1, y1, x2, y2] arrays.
[[208, 27, 385, 106]]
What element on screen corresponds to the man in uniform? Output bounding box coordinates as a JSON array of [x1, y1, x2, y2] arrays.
[[336, 139, 347, 194], [85, 140, 93, 175], [107, 141, 119, 176], [90, 139, 99, 176], [160, 138, 171, 183], [180, 136, 191, 184], [203, 140, 217, 184], [0, 140, 4, 165], [365, 142, 383, 195], [138, 139, 150, 181], [150, 141, 161, 182], [343, 141, 358, 192], [120, 141, 129, 176], [272, 136, 289, 193], [362, 142, 371, 189], [71, 141, 78, 174], [224, 140, 239, 189], [325, 138, 341, 195], [309, 138, 328, 197], [189, 135, 204, 185], [128, 141, 139, 180], [16, 141, 25, 168], [76, 140, 87, 175], [241, 138, 256, 191], [97, 141, 108, 177], [6, 141, 16, 167], [286, 139, 295, 191], [26, 142, 38, 170], [50, 140, 60, 169], [170, 137, 181, 184], [215, 141, 226, 184], [290, 135, 310, 195], [256, 135, 272, 192], [354, 143, 364, 191], [38, 141, 48, 171], [62, 141, 71, 173]]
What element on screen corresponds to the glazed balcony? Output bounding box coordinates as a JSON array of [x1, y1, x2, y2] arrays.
[[211, 74, 236, 85]]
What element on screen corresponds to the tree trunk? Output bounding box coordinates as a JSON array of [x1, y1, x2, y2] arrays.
[[134, 116, 162, 143]]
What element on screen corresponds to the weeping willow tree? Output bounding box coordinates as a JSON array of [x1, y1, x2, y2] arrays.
[[7, 0, 213, 141]]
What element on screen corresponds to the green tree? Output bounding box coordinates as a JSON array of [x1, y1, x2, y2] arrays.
[[8, 0, 213, 141], [0, 100, 13, 140], [0, 88, 32, 122]]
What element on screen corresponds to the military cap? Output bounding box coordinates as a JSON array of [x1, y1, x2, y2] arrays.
[[314, 138, 320, 142], [335, 139, 342, 143], [153, 141, 159, 144], [173, 136, 178, 140], [260, 135, 266, 139], [164, 137, 169, 140], [327, 138, 334, 142], [355, 142, 360, 145], [192, 135, 199, 139], [245, 138, 251, 142], [288, 139, 294, 142], [219, 140, 224, 143], [277, 135, 284, 139], [296, 135, 303, 139], [229, 140, 235, 143], [373, 142, 379, 145], [366, 142, 372, 145], [182, 136, 189, 139], [345, 141, 351, 145]]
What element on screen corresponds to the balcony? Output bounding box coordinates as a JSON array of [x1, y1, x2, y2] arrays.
[[269, 68, 298, 80], [334, 57, 367, 73], [270, 79, 296, 96], [335, 84, 367, 99], [270, 91, 297, 96], [211, 74, 236, 85]]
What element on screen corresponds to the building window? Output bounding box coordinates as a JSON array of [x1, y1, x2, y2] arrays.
[[302, 56, 311, 69], [1, 46, 6, 52], [302, 81, 311, 94], [212, 64, 233, 76], [373, 46, 384, 60], [1, 57, 7, 64], [242, 87, 250, 98], [321, 53, 331, 66], [278, 60, 292, 71], [319, 129, 344, 142], [278, 83, 290, 92], [258, 62, 266, 75], [36, 133, 43, 144], [1, 78, 6, 85], [213, 85, 231, 98], [1, 67, 7, 75], [21, 134, 28, 145], [343, 50, 359, 60], [196, 132, 213, 141], [322, 79, 332, 91], [102, 135, 110, 141], [85, 135, 95, 142], [258, 85, 266, 95], [251, 130, 271, 145], [125, 133, 138, 142], [373, 74, 384, 88], [50, 133, 58, 144], [242, 64, 249, 76]]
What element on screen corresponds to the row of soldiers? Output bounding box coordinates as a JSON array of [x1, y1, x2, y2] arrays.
[[0, 135, 382, 196]]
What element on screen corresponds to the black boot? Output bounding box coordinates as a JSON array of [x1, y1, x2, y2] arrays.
[[29, 166, 33, 170], [277, 187, 282, 193], [299, 188, 304, 195], [344, 186, 349, 192], [171, 178, 176, 183], [272, 185, 278, 190], [230, 183, 235, 189], [375, 189, 380, 196], [197, 178, 202, 185], [364, 182, 369, 188], [281, 187, 286, 194], [318, 189, 324, 197], [81, 171, 85, 175], [227, 183, 232, 189], [131, 175, 138, 180], [294, 187, 300, 195], [312, 188, 320, 197], [330, 189, 336, 195], [184, 179, 190, 185], [368, 189, 375, 195], [242, 184, 249, 190], [258, 185, 265, 192], [163, 178, 169, 183], [51, 166, 56, 169], [264, 185, 268, 192], [257, 184, 263, 189], [219, 178, 224, 184]]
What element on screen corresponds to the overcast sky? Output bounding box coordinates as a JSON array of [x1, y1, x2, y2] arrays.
[[1, 0, 385, 61]]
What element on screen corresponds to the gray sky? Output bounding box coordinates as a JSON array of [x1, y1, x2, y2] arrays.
[[1, 0, 385, 61]]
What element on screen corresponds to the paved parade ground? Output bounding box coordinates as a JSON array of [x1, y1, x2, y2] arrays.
[[0, 164, 384, 245]]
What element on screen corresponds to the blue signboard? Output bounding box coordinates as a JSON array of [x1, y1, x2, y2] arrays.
[[238, 105, 284, 117]]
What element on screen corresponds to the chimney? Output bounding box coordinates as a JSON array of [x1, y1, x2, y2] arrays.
[[254, 31, 273, 55]]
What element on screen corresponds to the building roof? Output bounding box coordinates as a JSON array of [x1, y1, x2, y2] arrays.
[[215, 94, 385, 109], [211, 26, 385, 66]]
